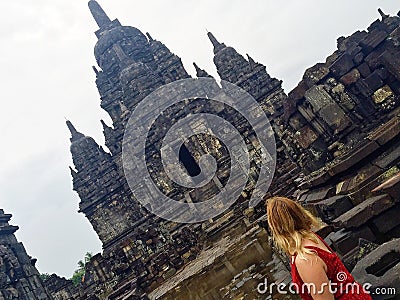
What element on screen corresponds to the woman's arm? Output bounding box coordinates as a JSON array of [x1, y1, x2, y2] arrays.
[[295, 253, 334, 300]]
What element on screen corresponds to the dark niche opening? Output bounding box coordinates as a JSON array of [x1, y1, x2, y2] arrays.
[[179, 144, 201, 177], [366, 251, 400, 277]]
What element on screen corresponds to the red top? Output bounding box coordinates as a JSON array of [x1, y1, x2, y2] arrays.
[[290, 234, 372, 300]]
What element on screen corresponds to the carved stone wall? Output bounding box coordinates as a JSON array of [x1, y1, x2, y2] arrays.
[[0, 210, 53, 300]]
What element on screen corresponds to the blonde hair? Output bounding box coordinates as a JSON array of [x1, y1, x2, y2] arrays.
[[266, 196, 322, 260]]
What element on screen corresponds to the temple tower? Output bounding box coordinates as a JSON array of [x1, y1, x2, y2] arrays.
[[0, 210, 53, 300]]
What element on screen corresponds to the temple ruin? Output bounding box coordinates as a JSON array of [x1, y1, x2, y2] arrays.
[[1, 1, 399, 299]]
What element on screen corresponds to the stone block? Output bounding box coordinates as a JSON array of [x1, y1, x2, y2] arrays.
[[388, 80, 400, 95], [294, 125, 318, 149], [352, 238, 400, 294], [365, 47, 386, 70], [363, 71, 384, 91], [372, 85, 394, 104], [373, 144, 400, 169], [303, 63, 330, 86], [371, 203, 400, 234], [333, 194, 394, 229], [303, 187, 336, 205], [304, 85, 334, 112], [325, 228, 349, 248], [355, 79, 374, 97], [326, 227, 376, 256], [347, 45, 362, 57], [288, 112, 308, 130], [389, 26, 400, 46], [315, 225, 334, 239], [339, 68, 360, 86], [367, 116, 400, 145], [288, 80, 308, 102], [314, 195, 354, 223], [375, 67, 389, 80], [353, 52, 364, 64], [372, 173, 400, 202], [345, 164, 381, 194], [319, 103, 352, 132], [336, 180, 350, 195], [330, 53, 355, 77], [328, 141, 379, 176], [301, 171, 332, 189], [358, 62, 371, 77], [359, 29, 388, 52], [380, 50, 400, 81]]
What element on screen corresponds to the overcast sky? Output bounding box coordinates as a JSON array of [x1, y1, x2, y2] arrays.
[[0, 0, 398, 278]]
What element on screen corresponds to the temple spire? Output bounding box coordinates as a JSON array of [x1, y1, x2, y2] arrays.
[[207, 31, 220, 47], [378, 8, 389, 20], [146, 32, 153, 41], [88, 0, 112, 28], [193, 62, 212, 78], [207, 31, 226, 54], [246, 54, 256, 66], [66, 120, 85, 142]]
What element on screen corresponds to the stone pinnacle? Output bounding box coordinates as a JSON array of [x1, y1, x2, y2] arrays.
[[88, 0, 112, 28]]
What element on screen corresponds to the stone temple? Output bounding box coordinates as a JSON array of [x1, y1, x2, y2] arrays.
[[1, 1, 400, 299]]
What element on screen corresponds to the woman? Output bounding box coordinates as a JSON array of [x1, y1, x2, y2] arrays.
[[265, 196, 372, 300]]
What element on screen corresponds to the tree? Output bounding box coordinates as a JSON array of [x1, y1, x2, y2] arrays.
[[71, 252, 93, 286]]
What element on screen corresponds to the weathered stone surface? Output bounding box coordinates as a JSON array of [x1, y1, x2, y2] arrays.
[[59, 4, 400, 299], [358, 62, 371, 77], [330, 53, 355, 77], [339, 68, 360, 85], [372, 144, 400, 169], [344, 164, 381, 195], [359, 29, 389, 52], [303, 63, 329, 86], [0, 210, 52, 300], [333, 194, 394, 229], [304, 85, 351, 132], [363, 71, 384, 91], [355, 78, 374, 97], [367, 116, 400, 145], [372, 84, 394, 103], [295, 125, 318, 148], [380, 50, 400, 81], [304, 85, 333, 112], [371, 203, 400, 234], [43, 274, 79, 300], [328, 141, 379, 176], [372, 172, 400, 202], [353, 52, 364, 64], [353, 238, 400, 294], [326, 227, 376, 256], [314, 195, 354, 223]]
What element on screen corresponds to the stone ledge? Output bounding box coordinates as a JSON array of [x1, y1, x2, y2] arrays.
[[352, 238, 400, 293], [333, 194, 394, 229], [328, 140, 379, 176], [314, 195, 354, 223]]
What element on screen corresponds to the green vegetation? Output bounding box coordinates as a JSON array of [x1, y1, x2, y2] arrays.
[[71, 252, 93, 286], [40, 273, 51, 282]]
